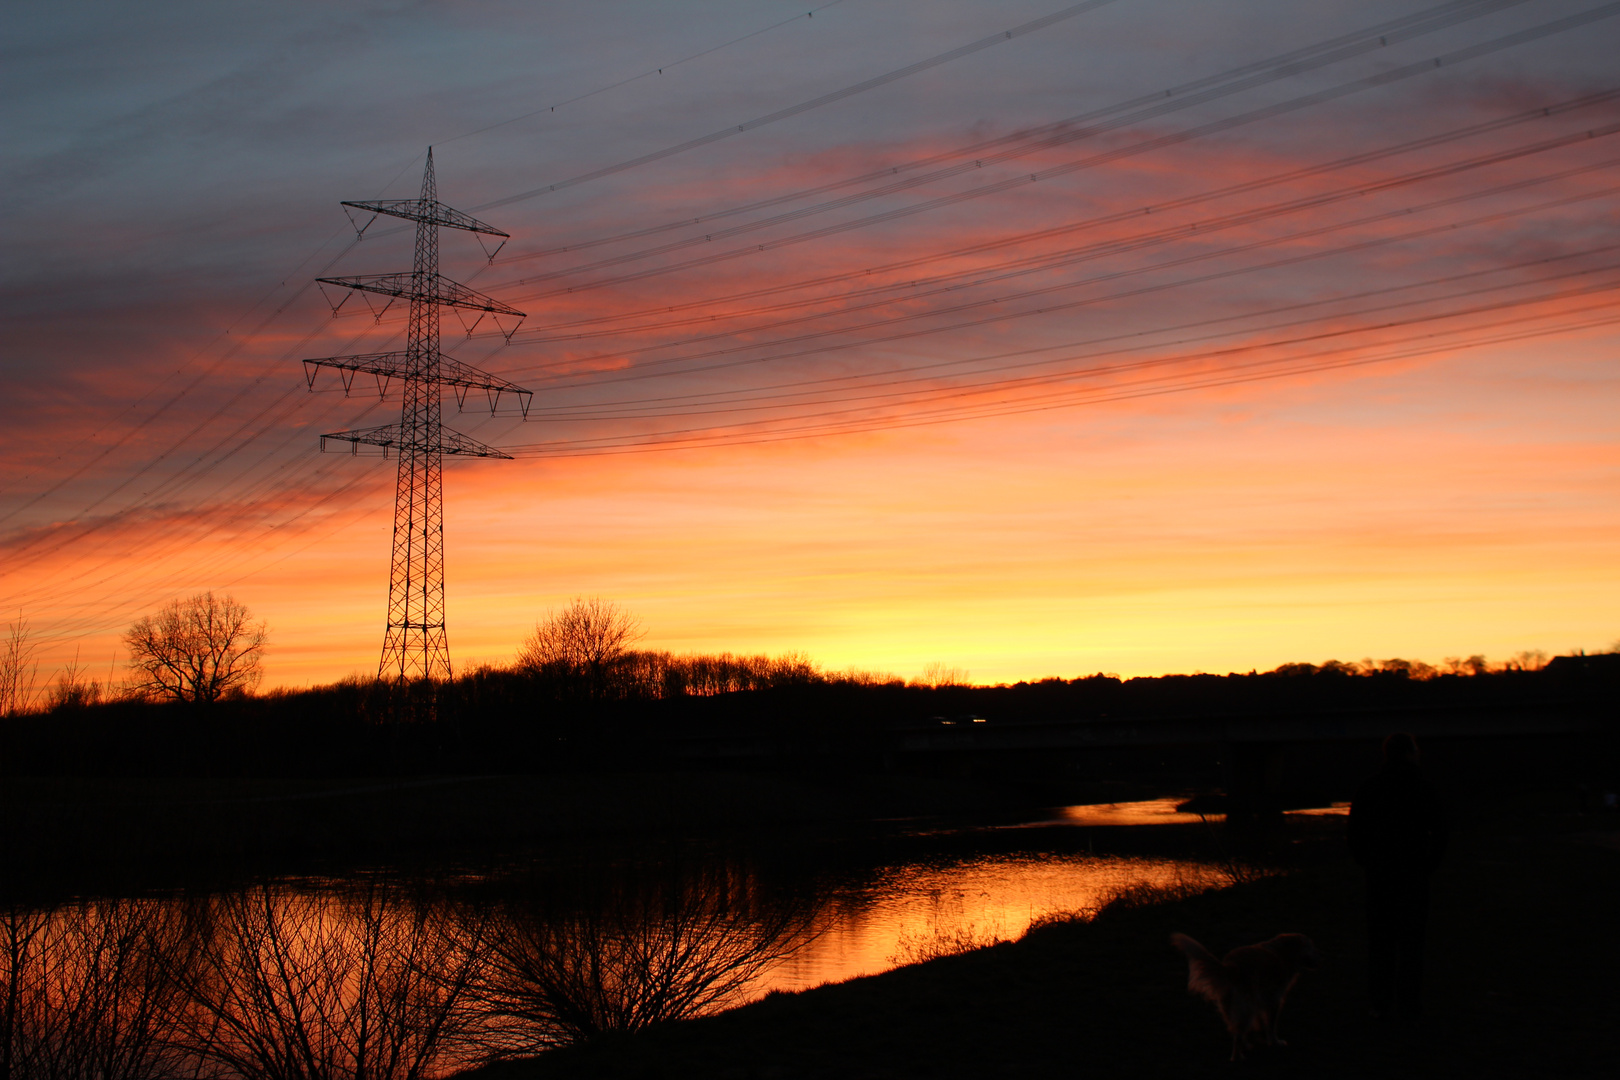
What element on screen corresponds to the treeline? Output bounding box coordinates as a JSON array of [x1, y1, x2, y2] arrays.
[[3, 649, 1615, 779], [513, 648, 822, 702]]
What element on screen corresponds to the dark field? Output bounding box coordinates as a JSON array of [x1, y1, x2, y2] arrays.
[[458, 793, 1619, 1079]]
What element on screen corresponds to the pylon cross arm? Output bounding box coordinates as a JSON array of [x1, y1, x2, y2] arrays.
[[302, 351, 530, 393], [316, 273, 525, 318], [300, 352, 534, 416], [341, 198, 508, 238], [320, 423, 514, 459]]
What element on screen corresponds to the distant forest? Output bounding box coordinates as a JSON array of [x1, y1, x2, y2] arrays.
[[3, 628, 1614, 777]]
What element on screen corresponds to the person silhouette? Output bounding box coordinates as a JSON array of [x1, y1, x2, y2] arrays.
[[1348, 732, 1446, 1021]]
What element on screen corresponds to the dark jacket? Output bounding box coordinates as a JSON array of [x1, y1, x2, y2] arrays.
[[1348, 761, 1447, 875]]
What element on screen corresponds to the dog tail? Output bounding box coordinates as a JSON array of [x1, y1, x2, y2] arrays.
[[1170, 932, 1229, 1004]]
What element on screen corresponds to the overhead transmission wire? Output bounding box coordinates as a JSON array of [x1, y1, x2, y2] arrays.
[[490, 1, 1620, 306], [0, 392, 390, 614], [511, 161, 1620, 392], [4, 250, 535, 619], [4, 205, 532, 582], [170, 10, 1613, 615], [502, 0, 1534, 261], [20, 0, 1564, 540], [0, 139, 446, 538], [0, 233, 362, 525], [523, 253, 1620, 422], [17, 458, 380, 640], [511, 117, 1620, 367], [503, 300, 1620, 457], [34, 0, 856, 501], [11, 175, 403, 540], [437, 0, 853, 146], [8, 369, 421, 629], [47, 0, 1594, 531], [7, 306, 534, 623], [511, 88, 1620, 340], [12, 4, 1607, 647], [836, 298, 1620, 425], [0, 326, 422, 590], [3, 0, 1049, 624], [0, 309, 408, 581], [492, 0, 1535, 276], [510, 241, 1620, 417], [310, 164, 1620, 461], [468, 0, 1124, 212], [549, 275, 1620, 426], [510, 263, 1620, 434], [545, 178, 1620, 395], [494, 179, 1620, 451], [0, 320, 435, 614]]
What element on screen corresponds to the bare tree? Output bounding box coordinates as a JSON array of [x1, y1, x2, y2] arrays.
[[516, 598, 641, 700], [44, 650, 103, 712], [470, 866, 815, 1056], [0, 898, 190, 1080], [167, 885, 482, 1080], [915, 662, 971, 689], [124, 592, 266, 704], [0, 616, 41, 717]]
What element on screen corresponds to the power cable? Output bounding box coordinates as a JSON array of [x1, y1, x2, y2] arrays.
[[512, 119, 1620, 359], [494, 0, 1534, 270], [470, 0, 1124, 212], [524, 259, 1620, 422], [501, 305, 1620, 456], [437, 1, 854, 147], [522, 166, 1620, 388], [492, 2, 1620, 302], [507, 88, 1620, 340]]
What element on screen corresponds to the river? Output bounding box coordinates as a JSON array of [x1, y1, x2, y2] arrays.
[[3, 796, 1345, 1076]]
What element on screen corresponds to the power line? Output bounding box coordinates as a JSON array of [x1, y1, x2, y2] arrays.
[[470, 0, 1123, 212], [437, 1, 854, 147], [520, 167, 1620, 390], [491, 3, 1620, 303], [520, 257, 1620, 422], [495, 0, 1534, 267], [506, 88, 1620, 340], [501, 305, 1620, 457], [511, 118, 1620, 361], [15, 4, 1620, 667]]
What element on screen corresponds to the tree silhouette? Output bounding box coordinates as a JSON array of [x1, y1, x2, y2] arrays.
[[123, 592, 266, 705], [517, 598, 642, 700], [1, 614, 41, 716], [469, 865, 815, 1054]]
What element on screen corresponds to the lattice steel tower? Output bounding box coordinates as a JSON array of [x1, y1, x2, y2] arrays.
[[302, 149, 531, 681]]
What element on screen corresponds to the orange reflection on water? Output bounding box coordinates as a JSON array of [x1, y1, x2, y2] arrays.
[[758, 854, 1226, 994], [1284, 802, 1351, 816], [1053, 797, 1215, 827]]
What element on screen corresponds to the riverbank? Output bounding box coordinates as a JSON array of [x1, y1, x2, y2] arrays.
[[460, 793, 1619, 1079]]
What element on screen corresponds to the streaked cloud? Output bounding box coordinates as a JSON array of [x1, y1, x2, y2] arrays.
[[3, 0, 1616, 687]]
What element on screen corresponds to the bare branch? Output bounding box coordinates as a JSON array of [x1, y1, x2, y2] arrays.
[[0, 615, 42, 717], [123, 593, 267, 705]]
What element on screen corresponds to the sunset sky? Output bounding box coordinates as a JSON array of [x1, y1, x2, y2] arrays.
[[4, 0, 1617, 690]]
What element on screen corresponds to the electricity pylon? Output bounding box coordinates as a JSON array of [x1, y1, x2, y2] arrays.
[[302, 149, 531, 681]]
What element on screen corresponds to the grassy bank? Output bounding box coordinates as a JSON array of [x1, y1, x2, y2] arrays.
[[460, 795, 1619, 1079]]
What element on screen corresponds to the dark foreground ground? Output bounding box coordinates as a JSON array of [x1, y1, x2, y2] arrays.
[[461, 794, 1619, 1080]]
